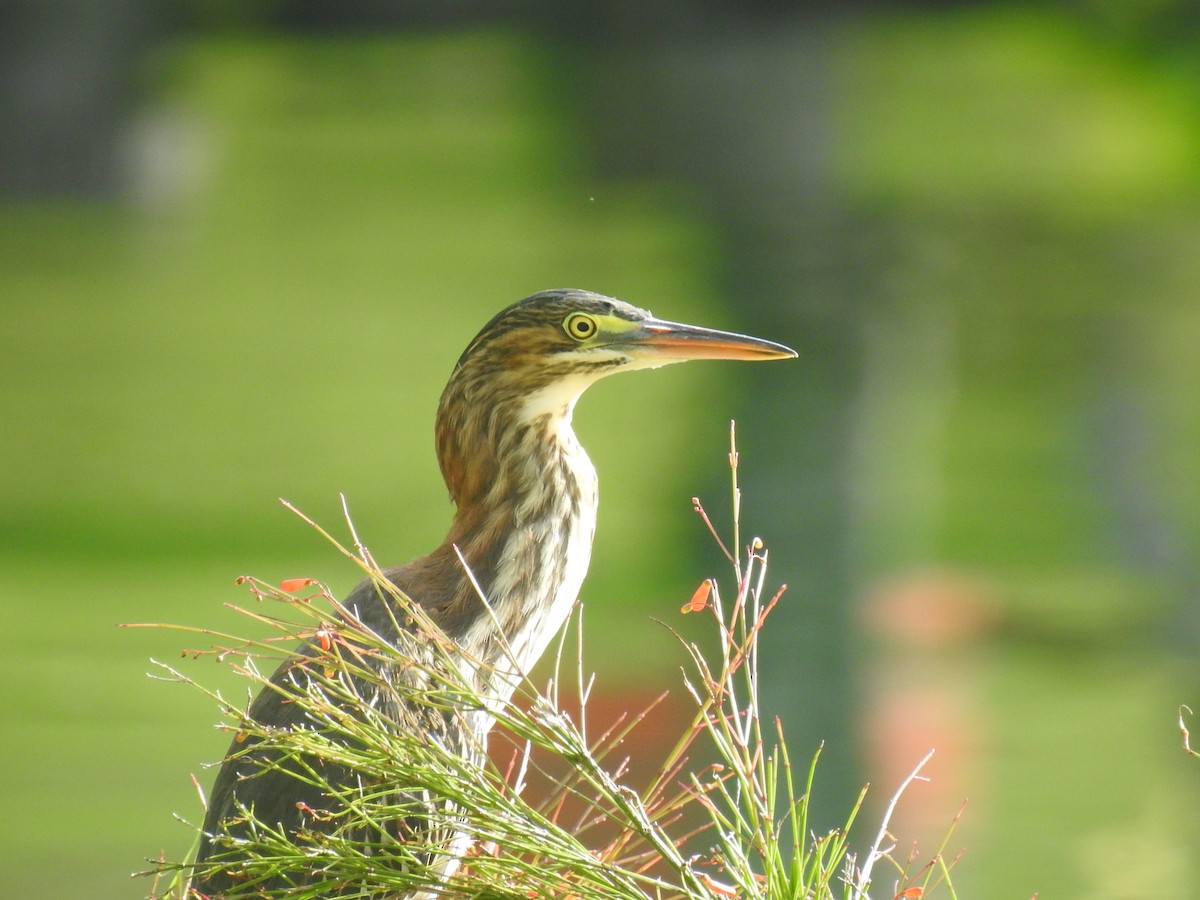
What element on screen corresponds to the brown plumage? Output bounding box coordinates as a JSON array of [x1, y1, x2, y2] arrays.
[[189, 289, 794, 897]]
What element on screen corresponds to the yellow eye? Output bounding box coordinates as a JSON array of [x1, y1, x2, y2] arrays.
[[563, 312, 598, 341]]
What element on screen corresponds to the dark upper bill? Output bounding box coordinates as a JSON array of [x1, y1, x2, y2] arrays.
[[628, 317, 797, 361]]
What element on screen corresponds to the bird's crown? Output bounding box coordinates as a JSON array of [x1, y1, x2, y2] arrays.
[[452, 289, 651, 373]]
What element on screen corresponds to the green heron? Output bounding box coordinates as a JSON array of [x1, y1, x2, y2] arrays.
[[190, 289, 794, 896]]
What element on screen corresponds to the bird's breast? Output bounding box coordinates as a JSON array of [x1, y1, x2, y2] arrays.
[[464, 421, 599, 689]]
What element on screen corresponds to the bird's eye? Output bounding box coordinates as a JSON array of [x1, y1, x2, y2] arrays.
[[563, 312, 598, 341]]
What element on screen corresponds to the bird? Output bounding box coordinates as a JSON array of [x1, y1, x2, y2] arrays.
[[189, 288, 795, 897]]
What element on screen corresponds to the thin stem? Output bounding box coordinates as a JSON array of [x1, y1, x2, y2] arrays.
[[855, 748, 936, 898]]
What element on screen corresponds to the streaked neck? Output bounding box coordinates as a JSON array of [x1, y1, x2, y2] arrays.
[[433, 375, 599, 680]]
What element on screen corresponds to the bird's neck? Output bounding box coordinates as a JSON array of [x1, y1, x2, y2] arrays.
[[429, 375, 599, 680]]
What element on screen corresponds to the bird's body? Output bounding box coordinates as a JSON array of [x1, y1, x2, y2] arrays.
[[190, 290, 794, 897]]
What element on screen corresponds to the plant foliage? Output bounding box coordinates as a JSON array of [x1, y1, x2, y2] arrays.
[[142, 426, 960, 899]]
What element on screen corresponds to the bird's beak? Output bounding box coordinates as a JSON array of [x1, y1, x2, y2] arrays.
[[627, 316, 798, 362]]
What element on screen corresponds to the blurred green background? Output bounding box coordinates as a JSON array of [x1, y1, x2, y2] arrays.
[[3, 3, 1200, 897]]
